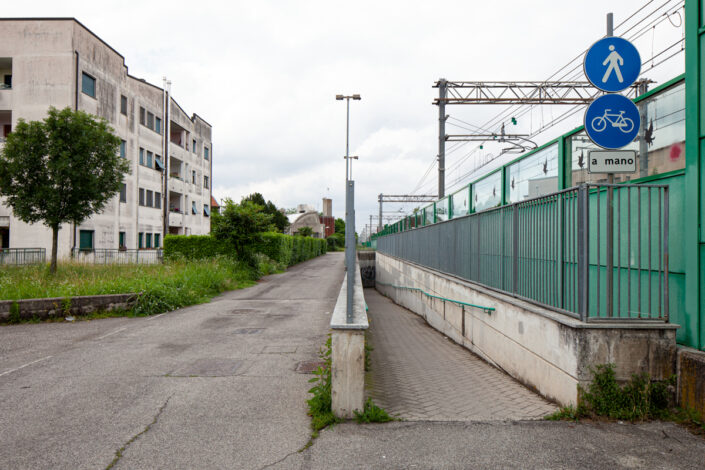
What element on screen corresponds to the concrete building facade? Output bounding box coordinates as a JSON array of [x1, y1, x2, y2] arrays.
[[0, 18, 213, 257]]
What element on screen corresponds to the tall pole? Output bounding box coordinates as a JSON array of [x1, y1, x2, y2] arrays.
[[438, 78, 447, 199], [345, 98, 350, 182], [605, 13, 615, 317], [378, 193, 383, 232]]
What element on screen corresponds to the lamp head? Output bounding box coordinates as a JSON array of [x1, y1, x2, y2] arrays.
[[335, 95, 344, 100], [352, 94, 361, 100]]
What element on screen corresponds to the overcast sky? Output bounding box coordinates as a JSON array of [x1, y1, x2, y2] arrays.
[[6, 0, 685, 233]]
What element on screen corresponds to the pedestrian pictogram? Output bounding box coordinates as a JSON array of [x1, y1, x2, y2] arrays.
[[584, 37, 641, 93], [602, 45, 624, 83], [584, 94, 640, 149]]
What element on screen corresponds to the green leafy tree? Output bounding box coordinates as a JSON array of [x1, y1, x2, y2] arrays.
[[297, 226, 313, 237], [334, 218, 345, 234], [243, 192, 289, 233], [0, 107, 129, 273], [211, 198, 274, 264]]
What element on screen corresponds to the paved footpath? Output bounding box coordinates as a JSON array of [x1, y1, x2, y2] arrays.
[[0, 253, 345, 470], [364, 288, 557, 421]]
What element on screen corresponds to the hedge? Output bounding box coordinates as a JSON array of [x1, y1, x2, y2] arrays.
[[163, 235, 232, 260], [165, 233, 327, 266], [258, 232, 327, 266]]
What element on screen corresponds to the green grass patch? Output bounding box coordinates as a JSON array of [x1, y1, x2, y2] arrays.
[[0, 255, 285, 319], [306, 335, 342, 434], [354, 398, 394, 423], [544, 363, 702, 430]]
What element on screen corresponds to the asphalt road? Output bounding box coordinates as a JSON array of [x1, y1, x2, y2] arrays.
[[0, 252, 345, 470]]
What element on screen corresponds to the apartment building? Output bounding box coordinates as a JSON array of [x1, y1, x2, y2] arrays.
[[0, 18, 213, 257]]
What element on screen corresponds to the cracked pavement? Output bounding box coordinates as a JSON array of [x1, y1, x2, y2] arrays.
[[0, 252, 345, 470]]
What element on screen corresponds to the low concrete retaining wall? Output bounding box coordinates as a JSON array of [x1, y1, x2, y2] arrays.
[[678, 347, 705, 416], [0, 294, 138, 322], [376, 252, 678, 406], [330, 259, 368, 419]]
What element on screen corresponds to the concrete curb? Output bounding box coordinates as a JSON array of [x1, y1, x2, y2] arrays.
[[0, 294, 138, 322]]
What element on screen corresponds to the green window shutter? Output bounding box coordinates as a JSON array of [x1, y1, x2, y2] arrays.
[[81, 73, 95, 98], [138, 232, 143, 249], [154, 234, 160, 248], [146, 233, 152, 249], [119, 232, 125, 248], [79, 230, 94, 250]]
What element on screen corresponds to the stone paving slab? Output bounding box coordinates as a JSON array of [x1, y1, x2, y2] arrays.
[[365, 288, 558, 421]]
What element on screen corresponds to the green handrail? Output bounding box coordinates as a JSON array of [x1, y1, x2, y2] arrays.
[[376, 280, 494, 314]]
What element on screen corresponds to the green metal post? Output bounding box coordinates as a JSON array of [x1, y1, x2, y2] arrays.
[[685, 0, 703, 349]]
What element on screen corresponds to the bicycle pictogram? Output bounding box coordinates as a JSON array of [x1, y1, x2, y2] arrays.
[[590, 108, 635, 134]]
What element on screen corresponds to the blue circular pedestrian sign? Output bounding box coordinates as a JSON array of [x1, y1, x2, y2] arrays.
[[584, 94, 640, 149], [584, 37, 641, 92]]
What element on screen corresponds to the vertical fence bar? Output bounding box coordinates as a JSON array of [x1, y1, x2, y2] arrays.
[[627, 187, 632, 318], [597, 185, 601, 317], [663, 187, 669, 321], [606, 185, 614, 318], [617, 186, 622, 318], [577, 185, 589, 321], [512, 205, 518, 294], [648, 187, 653, 318], [638, 186, 642, 318], [658, 188, 663, 318]]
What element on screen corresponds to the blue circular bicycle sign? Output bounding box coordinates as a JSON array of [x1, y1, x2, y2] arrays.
[[584, 93, 640, 149], [584, 37, 641, 93]]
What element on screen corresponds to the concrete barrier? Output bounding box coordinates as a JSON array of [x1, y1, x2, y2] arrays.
[[330, 259, 368, 418], [0, 294, 138, 322], [678, 347, 705, 416], [376, 252, 678, 406]]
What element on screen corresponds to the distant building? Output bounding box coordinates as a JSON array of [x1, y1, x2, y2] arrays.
[[287, 202, 325, 238], [0, 18, 213, 257], [320, 198, 335, 237]]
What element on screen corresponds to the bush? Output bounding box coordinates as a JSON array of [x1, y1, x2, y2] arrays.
[[326, 233, 344, 251], [163, 235, 232, 260], [258, 232, 326, 266]]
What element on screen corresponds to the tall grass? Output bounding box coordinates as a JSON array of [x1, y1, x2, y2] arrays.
[[0, 255, 283, 315]]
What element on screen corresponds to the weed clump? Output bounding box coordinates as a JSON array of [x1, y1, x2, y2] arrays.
[[354, 398, 394, 423], [546, 363, 675, 422], [306, 336, 341, 435]]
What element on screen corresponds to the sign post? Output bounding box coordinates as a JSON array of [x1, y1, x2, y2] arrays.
[[583, 15, 641, 318]]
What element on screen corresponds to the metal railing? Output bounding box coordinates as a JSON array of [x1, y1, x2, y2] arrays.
[[0, 248, 46, 265], [71, 248, 163, 265], [376, 183, 669, 322]]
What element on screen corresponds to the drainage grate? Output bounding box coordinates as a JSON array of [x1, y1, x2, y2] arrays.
[[232, 328, 265, 335], [295, 360, 326, 374]]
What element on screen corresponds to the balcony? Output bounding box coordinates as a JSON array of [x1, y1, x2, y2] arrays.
[[169, 211, 183, 227], [0, 58, 12, 110], [0, 88, 11, 110]]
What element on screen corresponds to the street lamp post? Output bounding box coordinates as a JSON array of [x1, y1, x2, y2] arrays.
[[336, 93, 361, 323]]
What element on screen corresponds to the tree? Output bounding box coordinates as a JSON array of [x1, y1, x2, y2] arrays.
[[0, 107, 129, 273], [297, 226, 313, 237], [334, 218, 345, 234], [243, 192, 289, 233], [211, 198, 274, 263]]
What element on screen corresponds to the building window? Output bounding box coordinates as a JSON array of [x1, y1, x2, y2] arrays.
[[139, 188, 145, 206], [120, 95, 127, 115], [154, 233, 160, 248], [138, 232, 143, 249], [139, 107, 146, 126], [81, 72, 96, 98], [119, 231, 126, 249], [192, 170, 196, 184], [204, 204, 210, 217], [147, 112, 154, 130], [146, 151, 153, 168], [155, 192, 161, 209], [3, 74, 11, 89], [204, 146, 209, 160], [120, 183, 127, 203], [155, 155, 164, 171], [120, 140, 126, 158], [139, 148, 144, 165], [146, 190, 153, 207], [204, 175, 209, 189], [192, 201, 197, 214], [145, 233, 152, 249], [192, 139, 197, 153], [155, 117, 161, 134], [79, 230, 94, 250]]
